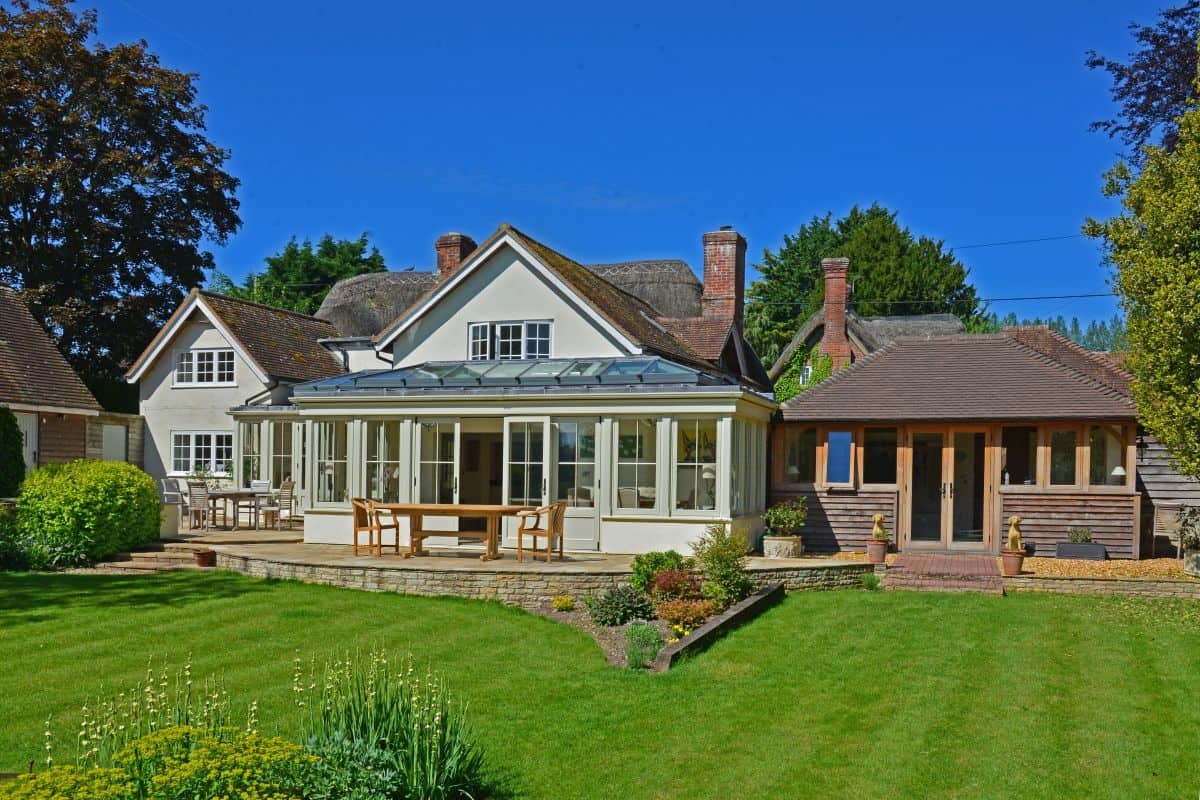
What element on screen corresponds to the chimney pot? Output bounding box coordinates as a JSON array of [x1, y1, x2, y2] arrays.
[[436, 232, 478, 280]]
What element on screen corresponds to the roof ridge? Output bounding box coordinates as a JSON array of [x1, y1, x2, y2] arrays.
[[199, 290, 339, 325], [1004, 324, 1134, 383], [1002, 336, 1135, 406]]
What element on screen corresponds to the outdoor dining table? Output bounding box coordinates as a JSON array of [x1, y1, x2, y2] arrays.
[[206, 488, 275, 531], [374, 503, 535, 561]]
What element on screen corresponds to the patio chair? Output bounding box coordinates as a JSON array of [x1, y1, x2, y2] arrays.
[[351, 498, 378, 557], [274, 480, 300, 530], [236, 480, 272, 529], [366, 499, 400, 556], [515, 501, 567, 563], [185, 480, 211, 531]]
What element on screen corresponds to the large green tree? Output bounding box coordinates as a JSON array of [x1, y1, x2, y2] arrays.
[[0, 0, 240, 388], [210, 233, 386, 315], [1085, 87, 1200, 478], [745, 204, 982, 366]]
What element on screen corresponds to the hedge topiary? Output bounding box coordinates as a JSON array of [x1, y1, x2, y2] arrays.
[[16, 460, 159, 568], [0, 406, 24, 497]]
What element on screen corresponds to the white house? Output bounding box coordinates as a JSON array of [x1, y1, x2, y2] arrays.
[[129, 223, 775, 554], [124, 291, 346, 508]]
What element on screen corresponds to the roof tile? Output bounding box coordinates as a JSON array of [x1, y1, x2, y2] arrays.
[[0, 284, 101, 411]]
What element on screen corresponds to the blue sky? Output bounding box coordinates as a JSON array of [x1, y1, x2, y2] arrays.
[[95, 0, 1161, 323]]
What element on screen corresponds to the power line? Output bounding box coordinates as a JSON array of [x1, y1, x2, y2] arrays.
[[951, 234, 1085, 250], [747, 292, 1113, 308]]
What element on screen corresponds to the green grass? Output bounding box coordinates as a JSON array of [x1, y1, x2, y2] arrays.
[[1, 572, 1198, 799]]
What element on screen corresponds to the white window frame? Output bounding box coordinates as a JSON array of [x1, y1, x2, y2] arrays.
[[799, 364, 813, 386], [613, 416, 663, 515], [672, 417, 720, 516], [313, 419, 352, 507], [173, 348, 237, 387], [169, 431, 233, 476], [465, 320, 554, 361]]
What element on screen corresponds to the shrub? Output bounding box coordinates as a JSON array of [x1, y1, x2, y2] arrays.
[[16, 460, 159, 568], [551, 593, 576, 612], [648, 569, 701, 601], [1179, 506, 1200, 551], [0, 727, 311, 800], [0, 506, 29, 571], [861, 573, 881, 591], [625, 623, 663, 669], [1068, 527, 1093, 544], [0, 406, 23, 498], [297, 649, 487, 800], [692, 523, 753, 609], [762, 498, 807, 537], [655, 598, 717, 637], [630, 550, 693, 594], [583, 586, 655, 626]]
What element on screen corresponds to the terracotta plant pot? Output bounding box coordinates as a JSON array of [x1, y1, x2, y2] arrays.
[[192, 549, 216, 568], [1000, 549, 1025, 577], [866, 538, 889, 564]]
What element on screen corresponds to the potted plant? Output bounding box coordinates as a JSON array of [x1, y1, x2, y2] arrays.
[[1001, 516, 1025, 577], [866, 513, 889, 564], [761, 498, 807, 558], [1055, 527, 1106, 560], [192, 547, 216, 568], [1178, 506, 1200, 578]]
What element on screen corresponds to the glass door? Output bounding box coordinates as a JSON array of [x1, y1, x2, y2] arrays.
[[415, 419, 460, 540], [909, 431, 946, 546], [554, 418, 600, 551], [949, 429, 988, 548], [502, 417, 550, 547]]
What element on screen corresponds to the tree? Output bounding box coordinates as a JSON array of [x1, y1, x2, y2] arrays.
[[971, 312, 1127, 351], [1084, 85, 1200, 478], [745, 204, 982, 366], [210, 233, 386, 315], [0, 406, 23, 497], [1087, 2, 1200, 164], [0, 0, 240, 389]]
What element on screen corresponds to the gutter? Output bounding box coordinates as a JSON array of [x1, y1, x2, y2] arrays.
[[243, 379, 279, 406]]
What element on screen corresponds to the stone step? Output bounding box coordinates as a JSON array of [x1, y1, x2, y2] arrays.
[[129, 549, 195, 562], [93, 559, 203, 573], [883, 575, 1005, 595]]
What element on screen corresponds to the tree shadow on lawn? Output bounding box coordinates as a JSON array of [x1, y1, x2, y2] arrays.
[[0, 571, 270, 627]]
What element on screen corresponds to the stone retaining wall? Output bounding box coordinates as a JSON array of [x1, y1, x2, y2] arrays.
[[1004, 575, 1200, 600], [217, 551, 873, 609]]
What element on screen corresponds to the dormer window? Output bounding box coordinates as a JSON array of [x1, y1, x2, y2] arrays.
[[174, 349, 235, 386], [468, 321, 553, 360]]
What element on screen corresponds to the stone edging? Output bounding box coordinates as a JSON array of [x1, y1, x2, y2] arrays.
[[651, 584, 785, 672], [214, 549, 873, 609], [1004, 574, 1200, 600]]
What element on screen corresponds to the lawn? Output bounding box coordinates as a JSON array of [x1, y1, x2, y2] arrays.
[[0, 572, 1197, 799]]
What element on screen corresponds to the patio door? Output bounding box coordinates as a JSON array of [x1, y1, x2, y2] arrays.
[[501, 417, 550, 547], [553, 419, 600, 551], [907, 427, 989, 550], [414, 419, 460, 540]]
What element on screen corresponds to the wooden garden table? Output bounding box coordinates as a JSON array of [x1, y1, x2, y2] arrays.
[[374, 503, 535, 561]]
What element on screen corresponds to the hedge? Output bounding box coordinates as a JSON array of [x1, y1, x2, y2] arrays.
[[15, 460, 159, 568], [0, 406, 24, 497]]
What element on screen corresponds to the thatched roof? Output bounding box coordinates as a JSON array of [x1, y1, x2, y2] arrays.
[[316, 271, 439, 337], [318, 258, 702, 338]]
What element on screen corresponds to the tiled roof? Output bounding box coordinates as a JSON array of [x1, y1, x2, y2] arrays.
[[199, 293, 346, 383], [0, 284, 101, 411], [659, 316, 732, 361], [1002, 325, 1132, 396], [780, 334, 1136, 422]]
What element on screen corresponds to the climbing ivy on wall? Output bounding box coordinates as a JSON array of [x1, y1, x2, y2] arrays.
[[774, 345, 833, 403]]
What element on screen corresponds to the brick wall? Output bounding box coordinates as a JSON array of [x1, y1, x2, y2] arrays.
[[701, 229, 746, 325], [819, 258, 852, 369]]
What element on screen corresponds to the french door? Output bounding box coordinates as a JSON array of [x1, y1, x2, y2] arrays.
[[907, 427, 989, 550], [501, 417, 550, 547], [553, 419, 600, 551], [414, 419, 460, 538]]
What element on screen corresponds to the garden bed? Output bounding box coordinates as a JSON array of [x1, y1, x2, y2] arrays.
[[1023, 556, 1197, 580], [530, 604, 672, 667]]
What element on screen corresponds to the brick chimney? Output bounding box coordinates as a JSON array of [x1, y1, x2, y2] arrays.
[[819, 257, 852, 370], [701, 227, 746, 327], [435, 232, 477, 281]]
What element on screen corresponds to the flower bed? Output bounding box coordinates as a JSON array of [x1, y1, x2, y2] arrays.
[[1023, 556, 1197, 580]]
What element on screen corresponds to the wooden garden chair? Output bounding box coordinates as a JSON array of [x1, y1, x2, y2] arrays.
[[515, 501, 567, 563], [186, 480, 212, 530], [351, 498, 378, 556], [274, 480, 300, 530], [367, 499, 401, 556]]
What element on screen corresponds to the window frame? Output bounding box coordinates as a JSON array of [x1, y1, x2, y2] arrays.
[[672, 417, 719, 516], [860, 426, 899, 487], [1045, 425, 1082, 488], [169, 430, 234, 476], [313, 419, 351, 507], [465, 320, 554, 361], [173, 348, 237, 387], [822, 429, 856, 489], [364, 419, 404, 503], [612, 416, 662, 515], [554, 418, 598, 509]]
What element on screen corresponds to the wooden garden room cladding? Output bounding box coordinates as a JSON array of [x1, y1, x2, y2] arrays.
[[772, 334, 1142, 557]]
